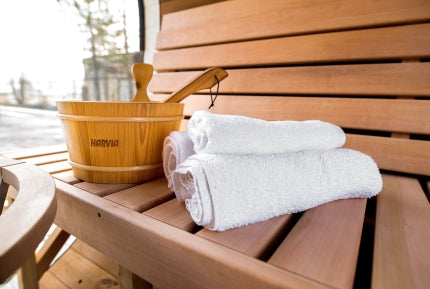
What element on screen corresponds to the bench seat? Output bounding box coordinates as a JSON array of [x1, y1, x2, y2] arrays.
[[1, 145, 428, 288]]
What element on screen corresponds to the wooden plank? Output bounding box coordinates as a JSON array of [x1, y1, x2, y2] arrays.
[[71, 240, 119, 278], [160, 0, 225, 16], [52, 170, 80, 185], [48, 247, 119, 289], [180, 95, 430, 135], [344, 134, 430, 176], [74, 182, 135, 197], [38, 161, 71, 175], [372, 174, 430, 289], [118, 265, 152, 289], [0, 144, 67, 160], [17, 255, 38, 289], [143, 199, 197, 232], [36, 227, 70, 279], [104, 178, 173, 212], [158, 0, 430, 49], [196, 214, 294, 259], [150, 63, 430, 97], [21, 152, 69, 166], [54, 180, 330, 289], [269, 199, 367, 289], [154, 24, 430, 70], [160, 0, 290, 31], [39, 271, 69, 289]]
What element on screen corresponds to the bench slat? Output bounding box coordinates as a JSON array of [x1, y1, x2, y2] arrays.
[[52, 170, 80, 185], [104, 178, 173, 212], [154, 24, 430, 70], [344, 134, 430, 176], [269, 198, 367, 289], [372, 174, 430, 289], [20, 152, 69, 166], [144, 199, 197, 232], [0, 144, 67, 160], [158, 0, 430, 49], [74, 182, 134, 197], [180, 95, 430, 135], [150, 63, 430, 97], [196, 214, 293, 259], [38, 160, 72, 175]]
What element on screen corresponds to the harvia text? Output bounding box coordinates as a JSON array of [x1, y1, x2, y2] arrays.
[[90, 139, 119, 147]]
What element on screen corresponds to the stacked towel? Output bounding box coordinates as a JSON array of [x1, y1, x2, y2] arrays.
[[173, 150, 382, 231], [162, 131, 195, 195], [163, 110, 382, 231], [188, 110, 346, 154]]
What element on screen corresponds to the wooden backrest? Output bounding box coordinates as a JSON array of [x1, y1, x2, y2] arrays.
[[0, 158, 56, 282], [148, 0, 430, 177]]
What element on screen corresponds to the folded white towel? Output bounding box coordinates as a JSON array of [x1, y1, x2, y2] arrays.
[[188, 110, 346, 154], [172, 149, 382, 231], [162, 131, 195, 196]]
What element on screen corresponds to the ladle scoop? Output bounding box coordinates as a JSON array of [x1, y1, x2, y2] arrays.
[[131, 63, 228, 103]]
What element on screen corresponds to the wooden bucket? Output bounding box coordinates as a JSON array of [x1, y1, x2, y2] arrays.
[[57, 101, 184, 183]]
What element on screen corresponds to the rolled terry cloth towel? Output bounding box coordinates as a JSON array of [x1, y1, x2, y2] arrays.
[[172, 148, 382, 231], [162, 131, 195, 196], [187, 110, 346, 154]]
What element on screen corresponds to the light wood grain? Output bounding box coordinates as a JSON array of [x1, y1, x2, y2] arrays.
[[0, 144, 67, 160], [197, 214, 294, 259], [344, 134, 430, 176], [131, 63, 153, 102], [57, 101, 184, 183], [269, 199, 367, 289], [154, 24, 430, 70], [151, 63, 430, 97], [74, 182, 134, 197], [54, 180, 330, 289], [104, 178, 173, 212], [38, 160, 71, 175], [143, 199, 197, 232], [48, 246, 119, 289], [52, 170, 80, 184], [35, 227, 70, 279], [372, 175, 430, 289], [39, 271, 69, 289], [158, 0, 430, 49], [72, 240, 119, 277], [179, 95, 430, 134], [118, 265, 152, 289], [18, 255, 38, 289]]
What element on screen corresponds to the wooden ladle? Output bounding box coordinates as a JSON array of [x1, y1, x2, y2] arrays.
[[131, 63, 228, 103]]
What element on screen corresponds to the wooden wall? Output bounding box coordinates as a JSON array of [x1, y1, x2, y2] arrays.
[[159, 0, 226, 17]]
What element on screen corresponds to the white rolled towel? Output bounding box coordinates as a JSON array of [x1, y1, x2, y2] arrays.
[[162, 131, 195, 195], [188, 110, 346, 154], [172, 149, 382, 231]]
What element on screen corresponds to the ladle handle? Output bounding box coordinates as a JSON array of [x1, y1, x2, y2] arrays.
[[164, 67, 228, 103], [131, 63, 153, 102]]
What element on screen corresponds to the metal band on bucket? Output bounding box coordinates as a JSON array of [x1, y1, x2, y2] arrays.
[[58, 114, 183, 123], [68, 159, 162, 172]]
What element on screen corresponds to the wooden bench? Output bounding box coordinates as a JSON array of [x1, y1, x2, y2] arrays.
[[2, 0, 429, 288]]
